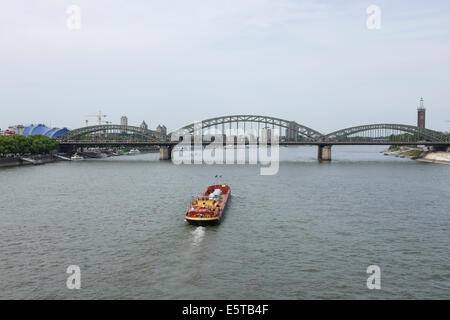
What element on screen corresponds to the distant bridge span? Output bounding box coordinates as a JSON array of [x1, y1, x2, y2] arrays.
[[170, 115, 324, 141], [323, 123, 448, 143], [60, 124, 167, 142]]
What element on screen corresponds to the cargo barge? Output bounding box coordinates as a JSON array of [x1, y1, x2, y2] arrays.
[[185, 184, 231, 226]]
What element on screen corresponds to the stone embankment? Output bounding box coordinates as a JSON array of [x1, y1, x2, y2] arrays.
[[0, 154, 58, 168], [382, 146, 450, 165], [417, 151, 450, 165]]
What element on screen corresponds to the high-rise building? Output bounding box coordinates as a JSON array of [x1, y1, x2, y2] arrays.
[[120, 116, 128, 126], [260, 127, 272, 142], [287, 121, 298, 140], [417, 97, 426, 128]]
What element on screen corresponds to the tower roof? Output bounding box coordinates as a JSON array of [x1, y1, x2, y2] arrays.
[[418, 97, 426, 110]]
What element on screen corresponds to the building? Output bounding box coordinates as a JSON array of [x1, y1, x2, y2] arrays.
[[21, 124, 69, 138], [140, 121, 148, 130], [8, 124, 25, 135], [260, 127, 272, 142], [286, 121, 299, 140], [120, 116, 128, 126], [417, 97, 426, 128], [0, 129, 14, 136], [156, 125, 167, 135]]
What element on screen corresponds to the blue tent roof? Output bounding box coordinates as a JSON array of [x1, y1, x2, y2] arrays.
[[23, 125, 35, 137], [44, 128, 58, 137], [51, 128, 70, 138], [30, 125, 48, 135], [21, 125, 70, 138]]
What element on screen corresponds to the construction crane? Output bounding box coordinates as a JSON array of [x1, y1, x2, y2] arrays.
[[85, 111, 108, 126]]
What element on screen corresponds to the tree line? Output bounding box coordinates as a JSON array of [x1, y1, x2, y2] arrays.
[[0, 134, 59, 156]]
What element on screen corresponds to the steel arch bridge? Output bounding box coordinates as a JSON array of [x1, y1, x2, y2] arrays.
[[55, 115, 449, 161], [56, 115, 449, 145], [58, 124, 168, 142], [321, 123, 449, 143], [170, 115, 324, 141]]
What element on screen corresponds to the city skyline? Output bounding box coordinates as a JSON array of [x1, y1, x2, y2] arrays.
[[2, 97, 442, 136]]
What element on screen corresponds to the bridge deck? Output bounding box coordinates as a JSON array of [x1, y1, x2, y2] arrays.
[[59, 141, 450, 146]]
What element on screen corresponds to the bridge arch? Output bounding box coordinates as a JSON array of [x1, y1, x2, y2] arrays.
[[170, 115, 324, 141], [57, 124, 168, 142], [322, 124, 449, 143]]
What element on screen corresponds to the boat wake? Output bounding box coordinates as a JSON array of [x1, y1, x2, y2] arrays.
[[191, 227, 205, 246]]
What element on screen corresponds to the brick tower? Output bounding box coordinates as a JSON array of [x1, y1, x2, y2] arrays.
[[417, 97, 426, 128]]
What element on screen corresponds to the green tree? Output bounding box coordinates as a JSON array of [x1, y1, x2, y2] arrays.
[[0, 134, 59, 156]]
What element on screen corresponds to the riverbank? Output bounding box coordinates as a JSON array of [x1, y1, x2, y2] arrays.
[[0, 154, 59, 168], [0, 149, 160, 168], [417, 151, 450, 165], [382, 146, 450, 165]]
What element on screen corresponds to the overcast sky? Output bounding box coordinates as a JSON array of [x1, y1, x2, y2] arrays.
[[1, 0, 449, 133]]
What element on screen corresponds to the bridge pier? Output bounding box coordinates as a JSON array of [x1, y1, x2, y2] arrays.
[[318, 145, 332, 161], [159, 146, 172, 160]]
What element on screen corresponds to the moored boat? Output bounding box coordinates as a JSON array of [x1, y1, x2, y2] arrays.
[[185, 184, 231, 226], [128, 148, 140, 155], [70, 154, 84, 161]]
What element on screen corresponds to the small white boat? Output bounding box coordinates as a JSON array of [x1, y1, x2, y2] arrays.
[[128, 149, 140, 155], [71, 154, 84, 161]]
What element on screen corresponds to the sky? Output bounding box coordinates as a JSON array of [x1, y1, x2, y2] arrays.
[[1, 0, 450, 133]]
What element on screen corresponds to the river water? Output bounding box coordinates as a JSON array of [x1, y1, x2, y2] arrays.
[[0, 146, 449, 299]]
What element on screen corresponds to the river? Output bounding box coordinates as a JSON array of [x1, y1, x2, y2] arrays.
[[0, 146, 449, 299]]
